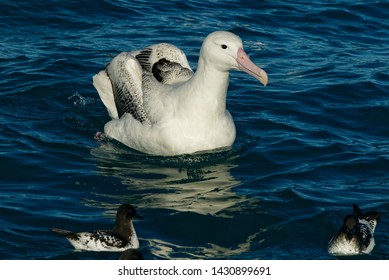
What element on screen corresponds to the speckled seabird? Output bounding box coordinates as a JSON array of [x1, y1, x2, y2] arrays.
[[328, 204, 380, 256], [52, 204, 142, 252]]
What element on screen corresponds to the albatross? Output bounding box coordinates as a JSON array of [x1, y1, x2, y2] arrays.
[[93, 31, 268, 156]]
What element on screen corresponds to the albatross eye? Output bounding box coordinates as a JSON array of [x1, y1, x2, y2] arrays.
[[221, 44, 227, 49]]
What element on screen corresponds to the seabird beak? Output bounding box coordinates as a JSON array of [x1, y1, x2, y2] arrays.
[[236, 48, 268, 86]]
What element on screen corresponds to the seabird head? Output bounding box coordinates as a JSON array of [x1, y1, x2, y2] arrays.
[[116, 204, 142, 226], [200, 31, 268, 86], [342, 214, 358, 240]]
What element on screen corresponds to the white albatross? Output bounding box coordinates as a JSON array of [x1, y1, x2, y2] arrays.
[[93, 31, 268, 156]]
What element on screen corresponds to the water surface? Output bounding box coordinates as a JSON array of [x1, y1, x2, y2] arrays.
[[1, 0, 388, 259]]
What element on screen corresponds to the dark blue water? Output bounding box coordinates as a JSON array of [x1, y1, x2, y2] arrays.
[[1, 0, 388, 260]]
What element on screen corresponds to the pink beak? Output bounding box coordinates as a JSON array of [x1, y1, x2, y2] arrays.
[[236, 48, 268, 86]]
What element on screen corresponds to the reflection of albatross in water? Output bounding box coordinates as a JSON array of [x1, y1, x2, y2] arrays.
[[90, 143, 267, 259], [93, 31, 267, 156], [91, 143, 243, 216]]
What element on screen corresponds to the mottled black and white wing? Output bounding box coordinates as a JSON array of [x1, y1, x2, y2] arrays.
[[105, 52, 149, 123], [135, 43, 193, 85], [152, 58, 193, 84]]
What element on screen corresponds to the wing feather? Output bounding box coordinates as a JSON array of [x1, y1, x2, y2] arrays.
[[94, 43, 193, 125], [106, 52, 149, 123]]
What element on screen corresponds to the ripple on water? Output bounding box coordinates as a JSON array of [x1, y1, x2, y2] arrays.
[[1, 0, 388, 259]]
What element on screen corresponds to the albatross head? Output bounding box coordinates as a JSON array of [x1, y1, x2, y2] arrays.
[[200, 31, 268, 86]]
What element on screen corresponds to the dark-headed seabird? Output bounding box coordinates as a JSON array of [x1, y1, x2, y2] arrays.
[[328, 204, 380, 256], [52, 204, 142, 252]]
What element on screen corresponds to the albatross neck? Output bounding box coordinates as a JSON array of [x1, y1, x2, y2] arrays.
[[184, 55, 230, 115]]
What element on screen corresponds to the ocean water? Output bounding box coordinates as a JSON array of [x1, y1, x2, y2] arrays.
[[1, 0, 388, 260]]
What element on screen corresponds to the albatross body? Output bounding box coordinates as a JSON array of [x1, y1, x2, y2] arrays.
[[93, 31, 268, 156]]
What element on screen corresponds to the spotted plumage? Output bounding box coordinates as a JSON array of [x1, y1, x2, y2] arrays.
[[151, 58, 193, 84], [106, 52, 149, 121], [328, 204, 380, 256], [52, 204, 142, 252], [96, 43, 193, 122]]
